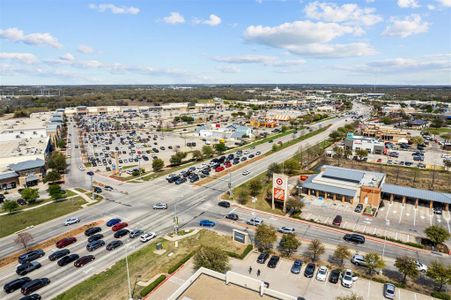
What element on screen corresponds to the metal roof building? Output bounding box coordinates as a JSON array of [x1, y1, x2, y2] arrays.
[[382, 184, 451, 205], [9, 159, 45, 172]]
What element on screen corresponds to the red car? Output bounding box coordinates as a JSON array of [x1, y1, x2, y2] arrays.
[[215, 166, 225, 172], [224, 162, 232, 168], [112, 222, 128, 232], [56, 237, 77, 249]]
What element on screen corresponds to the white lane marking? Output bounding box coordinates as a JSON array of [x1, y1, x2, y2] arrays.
[[398, 205, 405, 224], [413, 208, 417, 227]]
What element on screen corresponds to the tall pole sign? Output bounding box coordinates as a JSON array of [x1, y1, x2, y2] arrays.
[[272, 173, 288, 212]]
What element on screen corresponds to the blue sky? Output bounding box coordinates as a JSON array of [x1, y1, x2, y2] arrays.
[[1, 0, 450, 85]]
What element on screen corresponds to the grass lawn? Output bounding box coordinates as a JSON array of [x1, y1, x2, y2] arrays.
[[0, 196, 86, 238], [121, 164, 138, 170], [74, 187, 88, 193], [424, 127, 451, 135], [55, 230, 245, 300]]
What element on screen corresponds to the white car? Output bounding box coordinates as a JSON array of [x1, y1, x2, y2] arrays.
[[79, 166, 85, 171], [64, 217, 80, 226], [316, 266, 328, 281], [278, 226, 295, 234], [246, 217, 263, 226], [341, 269, 357, 288], [242, 170, 250, 176], [153, 202, 168, 210], [416, 261, 428, 273], [140, 232, 157, 243]]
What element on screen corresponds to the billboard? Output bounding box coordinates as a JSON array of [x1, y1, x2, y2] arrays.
[[233, 229, 247, 244], [272, 173, 288, 202]]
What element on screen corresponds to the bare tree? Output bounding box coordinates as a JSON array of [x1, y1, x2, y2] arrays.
[[15, 232, 34, 250]]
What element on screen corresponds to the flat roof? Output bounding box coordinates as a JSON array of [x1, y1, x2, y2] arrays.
[[323, 167, 364, 183], [382, 184, 451, 205], [9, 158, 45, 172], [302, 175, 357, 197]]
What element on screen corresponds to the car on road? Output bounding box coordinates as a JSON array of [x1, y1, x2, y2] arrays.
[[329, 269, 340, 284], [106, 218, 121, 227], [84, 226, 102, 236], [383, 283, 396, 299], [129, 229, 144, 238], [267, 255, 280, 268], [316, 266, 328, 281], [199, 219, 216, 227], [278, 226, 295, 234], [247, 217, 263, 226], [140, 232, 157, 243], [16, 261, 41, 276], [18, 250, 45, 264], [88, 233, 104, 243], [291, 260, 302, 274], [57, 254, 80, 266], [106, 240, 123, 251], [48, 249, 70, 261], [86, 240, 105, 252], [79, 166, 85, 171], [56, 237, 77, 249], [332, 215, 342, 226], [153, 202, 168, 209], [4, 277, 31, 294], [242, 170, 250, 176], [225, 213, 238, 221], [351, 254, 367, 266], [354, 204, 363, 213], [104, 185, 113, 191], [112, 222, 128, 231], [344, 233, 365, 244], [218, 201, 230, 208], [19, 294, 41, 300], [74, 255, 95, 267], [257, 252, 269, 264], [304, 263, 316, 278], [341, 269, 357, 288], [21, 278, 50, 295], [64, 217, 80, 226], [114, 228, 130, 238]]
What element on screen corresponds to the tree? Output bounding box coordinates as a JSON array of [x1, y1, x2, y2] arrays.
[[343, 148, 353, 159], [14, 232, 34, 250], [192, 150, 203, 161], [194, 246, 230, 273], [202, 145, 214, 158], [248, 178, 263, 197], [286, 198, 305, 214], [364, 252, 385, 275], [3, 200, 19, 214], [44, 170, 61, 183], [281, 125, 289, 132], [214, 143, 227, 154], [355, 149, 368, 161], [333, 244, 351, 266], [336, 293, 363, 300], [424, 225, 450, 246], [279, 233, 301, 257], [444, 159, 451, 171], [308, 239, 325, 262], [394, 256, 419, 283], [152, 158, 164, 172], [426, 261, 451, 291], [20, 188, 39, 204], [430, 118, 445, 128], [47, 152, 67, 173], [169, 151, 186, 166], [283, 158, 300, 175], [236, 189, 249, 205], [255, 224, 277, 252], [48, 184, 64, 199], [329, 131, 341, 141], [409, 136, 424, 145], [266, 162, 282, 182]]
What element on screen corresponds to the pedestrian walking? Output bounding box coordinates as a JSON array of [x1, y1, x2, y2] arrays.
[[249, 266, 252, 274], [257, 269, 261, 277]]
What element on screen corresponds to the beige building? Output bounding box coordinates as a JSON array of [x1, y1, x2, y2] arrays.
[[362, 124, 411, 143]]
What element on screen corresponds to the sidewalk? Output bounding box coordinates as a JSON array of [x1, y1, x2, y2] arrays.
[[69, 188, 97, 208]]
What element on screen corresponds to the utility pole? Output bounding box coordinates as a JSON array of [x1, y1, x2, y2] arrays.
[[125, 245, 133, 300]]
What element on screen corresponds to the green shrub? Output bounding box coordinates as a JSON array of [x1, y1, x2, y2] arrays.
[[431, 291, 450, 300], [167, 251, 195, 274], [139, 275, 166, 297], [227, 244, 253, 259]]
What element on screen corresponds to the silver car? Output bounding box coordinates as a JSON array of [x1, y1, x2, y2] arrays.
[[383, 283, 395, 299], [153, 202, 168, 209]]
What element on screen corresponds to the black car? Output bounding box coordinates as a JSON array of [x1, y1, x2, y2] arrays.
[[304, 263, 316, 278], [18, 250, 45, 264], [106, 240, 124, 251], [57, 254, 79, 266], [88, 233, 104, 243], [3, 277, 31, 293], [167, 175, 180, 183], [94, 187, 102, 193], [218, 201, 230, 208], [84, 226, 102, 236], [175, 177, 187, 185], [225, 213, 239, 221], [114, 228, 130, 238], [86, 240, 105, 252], [257, 252, 269, 264], [48, 249, 70, 261], [267, 255, 280, 268], [343, 233, 365, 244], [189, 174, 199, 183], [19, 294, 41, 300], [21, 278, 50, 295], [16, 261, 41, 276], [329, 269, 340, 284], [354, 204, 363, 213]]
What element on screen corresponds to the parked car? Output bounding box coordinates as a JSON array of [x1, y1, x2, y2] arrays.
[[383, 283, 396, 299], [215, 166, 225, 172], [84, 227, 102, 236], [433, 206, 443, 215], [278, 226, 295, 234], [247, 217, 263, 226], [175, 177, 187, 185], [48, 249, 70, 261], [19, 293, 41, 300], [218, 201, 230, 208], [267, 255, 280, 268], [16, 261, 41, 276], [291, 259, 302, 274], [225, 213, 239, 221], [64, 217, 80, 226], [416, 261, 428, 273], [129, 229, 144, 238], [140, 232, 157, 243], [3, 277, 31, 294], [344, 233, 365, 244], [57, 254, 79, 266], [354, 204, 363, 213], [304, 263, 316, 278], [112, 222, 128, 231], [18, 250, 45, 264], [341, 269, 357, 288], [153, 202, 168, 209], [74, 255, 95, 267], [257, 252, 269, 264], [21, 278, 50, 295], [114, 228, 130, 238], [351, 254, 367, 266], [199, 219, 216, 227], [332, 215, 342, 226], [329, 269, 340, 284], [86, 240, 105, 252], [316, 266, 328, 281], [88, 233, 104, 243], [56, 237, 77, 249], [106, 240, 123, 251]]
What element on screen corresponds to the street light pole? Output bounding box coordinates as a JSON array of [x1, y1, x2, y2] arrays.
[[125, 245, 133, 300]]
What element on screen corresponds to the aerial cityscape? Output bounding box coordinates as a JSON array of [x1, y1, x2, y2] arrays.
[[0, 1, 450, 300]]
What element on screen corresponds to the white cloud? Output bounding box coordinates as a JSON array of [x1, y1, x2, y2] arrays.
[[0, 27, 62, 48], [60, 53, 75, 63], [0, 52, 38, 64], [194, 14, 222, 26], [218, 66, 240, 73], [383, 14, 429, 38], [244, 20, 375, 57], [163, 12, 185, 24], [213, 55, 278, 64], [397, 0, 420, 8], [437, 0, 451, 6], [304, 2, 382, 27], [78, 44, 94, 54], [88, 3, 140, 15]]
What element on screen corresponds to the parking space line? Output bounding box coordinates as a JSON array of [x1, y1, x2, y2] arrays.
[[429, 211, 433, 226], [398, 285, 402, 300], [398, 205, 405, 224], [373, 227, 377, 235], [413, 208, 417, 227], [384, 203, 392, 221], [367, 280, 371, 300]]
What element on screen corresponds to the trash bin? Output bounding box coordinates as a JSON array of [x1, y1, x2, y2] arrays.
[[156, 242, 163, 250]]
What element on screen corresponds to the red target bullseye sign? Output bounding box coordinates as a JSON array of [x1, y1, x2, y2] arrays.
[[276, 178, 283, 185]]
